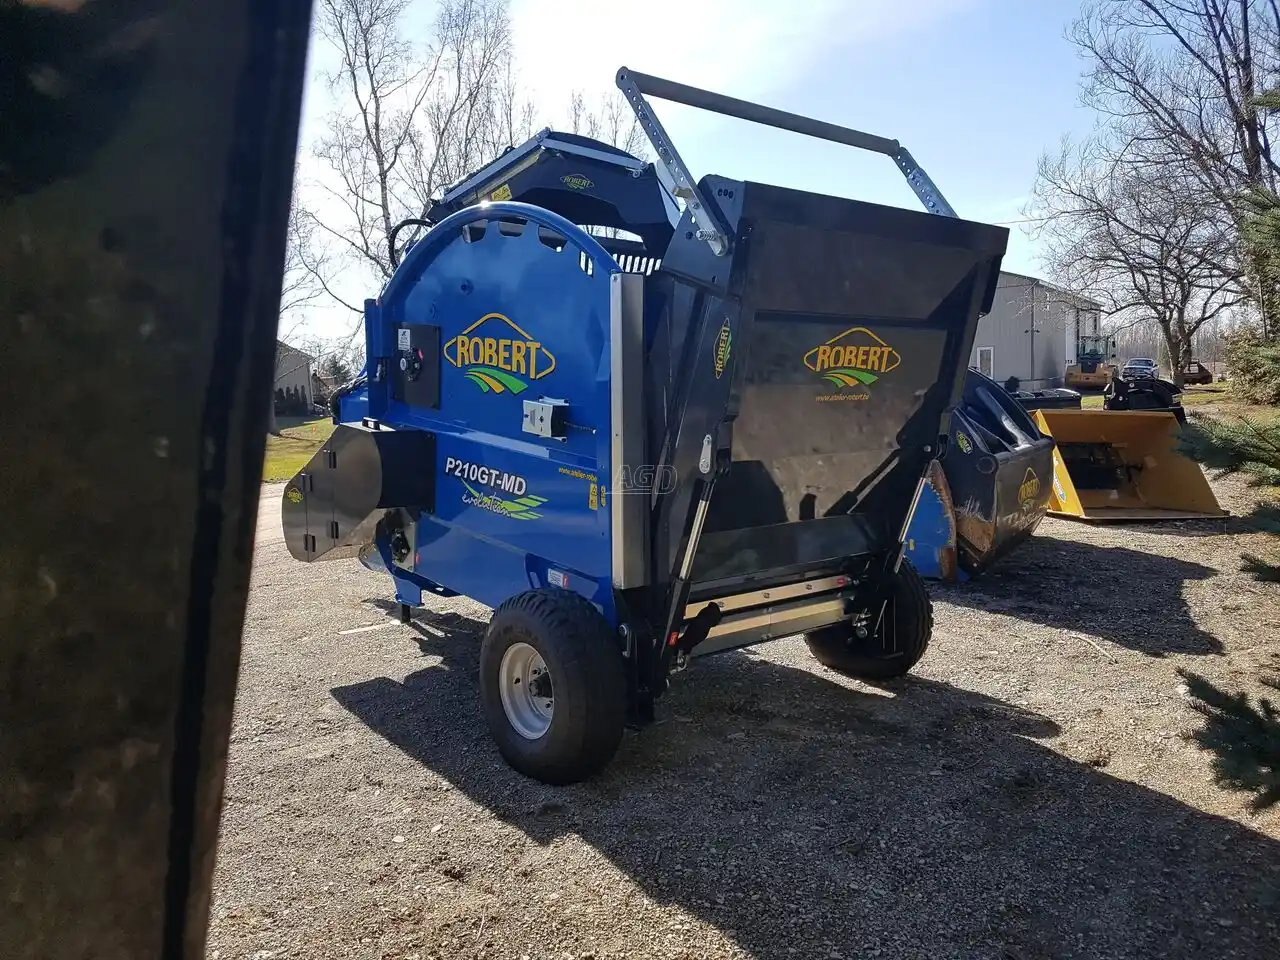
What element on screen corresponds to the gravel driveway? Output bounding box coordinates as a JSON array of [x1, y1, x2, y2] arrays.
[[208, 481, 1280, 960]]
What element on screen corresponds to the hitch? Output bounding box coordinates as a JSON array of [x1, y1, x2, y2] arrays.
[[668, 602, 724, 670]]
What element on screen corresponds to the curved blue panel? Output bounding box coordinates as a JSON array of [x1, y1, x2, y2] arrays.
[[384, 201, 620, 304], [361, 202, 622, 613]]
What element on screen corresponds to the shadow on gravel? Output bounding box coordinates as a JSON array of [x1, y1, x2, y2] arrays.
[[942, 539, 1222, 656], [333, 612, 1279, 960]]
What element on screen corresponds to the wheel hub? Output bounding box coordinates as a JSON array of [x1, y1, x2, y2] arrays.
[[498, 641, 554, 740]]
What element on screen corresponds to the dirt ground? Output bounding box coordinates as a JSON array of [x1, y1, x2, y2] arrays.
[[209, 479, 1280, 960]]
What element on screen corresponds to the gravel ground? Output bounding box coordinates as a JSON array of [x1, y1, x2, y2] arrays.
[[209, 480, 1280, 960]]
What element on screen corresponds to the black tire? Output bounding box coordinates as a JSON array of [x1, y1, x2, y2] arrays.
[[804, 559, 933, 680], [479, 588, 625, 784]]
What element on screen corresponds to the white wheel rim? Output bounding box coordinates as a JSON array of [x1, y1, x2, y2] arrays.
[[498, 641, 554, 740]]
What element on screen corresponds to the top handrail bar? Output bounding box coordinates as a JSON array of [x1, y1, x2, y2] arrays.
[[616, 66, 957, 257]]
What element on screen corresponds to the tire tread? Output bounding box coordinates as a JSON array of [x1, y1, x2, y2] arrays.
[[804, 560, 933, 679], [481, 588, 624, 783]]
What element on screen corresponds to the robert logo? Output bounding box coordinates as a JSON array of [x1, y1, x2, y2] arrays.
[[443, 312, 556, 394], [1019, 468, 1041, 510], [804, 327, 901, 399], [560, 174, 593, 190], [713, 319, 732, 379]]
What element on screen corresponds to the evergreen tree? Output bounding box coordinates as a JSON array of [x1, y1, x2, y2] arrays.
[[319, 353, 354, 386], [1180, 416, 1280, 487], [1180, 416, 1280, 581], [1180, 417, 1280, 810], [1181, 670, 1280, 811]]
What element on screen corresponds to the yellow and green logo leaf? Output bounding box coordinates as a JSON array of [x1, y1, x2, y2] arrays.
[[462, 480, 548, 520]]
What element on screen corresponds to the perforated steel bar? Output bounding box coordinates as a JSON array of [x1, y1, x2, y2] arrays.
[[616, 68, 733, 256], [617, 67, 957, 220]]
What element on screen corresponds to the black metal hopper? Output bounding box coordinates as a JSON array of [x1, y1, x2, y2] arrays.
[[663, 183, 1010, 587], [609, 68, 1009, 668]]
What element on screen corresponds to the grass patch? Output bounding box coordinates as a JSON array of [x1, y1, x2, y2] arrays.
[[264, 416, 334, 482], [1181, 383, 1235, 407], [1077, 382, 1259, 413]]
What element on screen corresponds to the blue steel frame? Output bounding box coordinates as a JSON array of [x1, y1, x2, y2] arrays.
[[903, 471, 968, 583], [342, 202, 624, 623]]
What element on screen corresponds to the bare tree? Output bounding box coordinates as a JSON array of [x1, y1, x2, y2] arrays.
[[271, 188, 363, 436], [268, 186, 328, 436], [1032, 141, 1245, 386], [280, 194, 325, 322], [567, 90, 646, 156], [1071, 0, 1280, 331], [300, 0, 531, 293]]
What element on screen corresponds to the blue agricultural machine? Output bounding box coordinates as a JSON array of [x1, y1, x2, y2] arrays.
[[283, 69, 1010, 783]]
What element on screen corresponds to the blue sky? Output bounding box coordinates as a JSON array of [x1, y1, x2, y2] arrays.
[[295, 0, 1095, 338]]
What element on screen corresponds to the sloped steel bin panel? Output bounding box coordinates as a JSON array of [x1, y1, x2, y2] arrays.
[[1035, 409, 1226, 521], [689, 184, 1008, 581]]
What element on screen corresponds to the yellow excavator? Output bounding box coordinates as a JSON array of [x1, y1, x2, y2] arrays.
[[1064, 334, 1118, 389]]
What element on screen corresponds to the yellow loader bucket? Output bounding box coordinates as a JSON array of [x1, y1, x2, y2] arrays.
[[1032, 409, 1226, 521], [1064, 365, 1112, 390]]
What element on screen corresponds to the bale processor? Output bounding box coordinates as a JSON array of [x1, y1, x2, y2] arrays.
[[283, 68, 1008, 783]]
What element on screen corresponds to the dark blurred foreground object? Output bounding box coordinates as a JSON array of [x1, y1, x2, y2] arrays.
[[0, 1, 312, 958], [0, 0, 158, 200]]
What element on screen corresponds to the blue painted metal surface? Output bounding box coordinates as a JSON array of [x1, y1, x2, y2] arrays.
[[341, 203, 621, 620], [904, 463, 968, 583]]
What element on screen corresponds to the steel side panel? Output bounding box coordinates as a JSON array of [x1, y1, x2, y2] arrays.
[[382, 223, 610, 465], [411, 513, 614, 613], [610, 274, 648, 588], [1047, 506, 1230, 522], [407, 431, 616, 615]]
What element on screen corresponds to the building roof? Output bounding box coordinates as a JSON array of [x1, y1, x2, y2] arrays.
[[276, 340, 314, 363], [996, 270, 1102, 312]]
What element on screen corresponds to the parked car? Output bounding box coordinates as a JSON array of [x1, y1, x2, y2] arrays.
[[1121, 357, 1159, 380], [1181, 360, 1214, 385]]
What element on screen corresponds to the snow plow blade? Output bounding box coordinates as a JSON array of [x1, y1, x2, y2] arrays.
[[1032, 409, 1225, 521]]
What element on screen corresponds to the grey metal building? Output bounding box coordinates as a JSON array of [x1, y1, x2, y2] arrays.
[[969, 271, 1102, 389]]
